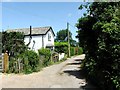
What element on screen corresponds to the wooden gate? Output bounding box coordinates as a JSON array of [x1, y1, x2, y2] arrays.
[[3, 52, 9, 73]]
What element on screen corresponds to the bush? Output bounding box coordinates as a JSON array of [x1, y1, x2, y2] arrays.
[[70, 47, 75, 56], [78, 47, 83, 55], [55, 42, 68, 54], [19, 50, 40, 74], [38, 48, 51, 67], [70, 47, 83, 56], [76, 2, 120, 90]]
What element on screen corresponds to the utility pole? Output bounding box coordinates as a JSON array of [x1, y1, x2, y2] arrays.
[[67, 22, 70, 57]]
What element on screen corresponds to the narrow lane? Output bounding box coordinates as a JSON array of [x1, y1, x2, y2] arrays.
[[2, 54, 97, 89]]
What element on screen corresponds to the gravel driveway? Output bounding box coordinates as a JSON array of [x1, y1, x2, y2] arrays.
[[1, 54, 97, 89]]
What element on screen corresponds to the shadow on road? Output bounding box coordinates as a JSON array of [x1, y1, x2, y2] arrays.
[[64, 58, 84, 79], [63, 69, 85, 79], [67, 62, 82, 65], [74, 59, 83, 62], [63, 68, 99, 90], [63, 58, 99, 90], [67, 59, 82, 65], [80, 83, 99, 90]]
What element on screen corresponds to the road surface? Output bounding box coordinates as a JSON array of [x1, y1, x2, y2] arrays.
[[1, 54, 97, 89]]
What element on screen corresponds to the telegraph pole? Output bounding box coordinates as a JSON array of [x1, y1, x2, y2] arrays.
[[67, 22, 70, 57]]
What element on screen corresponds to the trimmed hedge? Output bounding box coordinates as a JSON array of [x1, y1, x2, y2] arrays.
[[55, 42, 68, 54]]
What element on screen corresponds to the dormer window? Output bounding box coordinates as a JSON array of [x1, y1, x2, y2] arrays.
[[48, 33, 51, 41]]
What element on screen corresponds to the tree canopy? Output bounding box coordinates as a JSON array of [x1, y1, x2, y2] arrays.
[[55, 29, 78, 46], [55, 29, 72, 42], [2, 31, 27, 56]]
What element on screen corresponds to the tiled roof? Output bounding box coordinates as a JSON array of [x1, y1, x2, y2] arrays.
[[7, 26, 55, 36]]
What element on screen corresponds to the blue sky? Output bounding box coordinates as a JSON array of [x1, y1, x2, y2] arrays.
[[2, 2, 87, 41]]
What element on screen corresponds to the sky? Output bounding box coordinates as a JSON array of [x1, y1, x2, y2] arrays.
[[2, 2, 87, 41]]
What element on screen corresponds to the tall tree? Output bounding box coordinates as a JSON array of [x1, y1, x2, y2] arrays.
[[55, 29, 77, 46], [2, 31, 27, 57], [55, 29, 72, 42]]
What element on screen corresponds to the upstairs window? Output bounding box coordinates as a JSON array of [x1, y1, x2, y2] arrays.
[[48, 33, 51, 41]]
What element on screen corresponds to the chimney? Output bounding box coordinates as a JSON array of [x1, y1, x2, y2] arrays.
[[30, 26, 32, 38]]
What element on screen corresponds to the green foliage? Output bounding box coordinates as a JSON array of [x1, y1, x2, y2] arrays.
[[78, 47, 83, 55], [55, 42, 68, 46], [55, 42, 83, 56], [9, 50, 40, 74], [55, 29, 72, 42], [70, 47, 75, 56], [2, 31, 27, 54], [55, 42, 68, 54], [77, 2, 120, 90], [38, 48, 51, 67], [70, 47, 83, 56], [55, 29, 77, 46], [2, 31, 31, 73], [21, 50, 40, 73]]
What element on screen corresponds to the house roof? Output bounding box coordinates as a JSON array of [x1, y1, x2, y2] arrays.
[[7, 26, 55, 36]]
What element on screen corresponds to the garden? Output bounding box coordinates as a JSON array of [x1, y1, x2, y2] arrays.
[[2, 31, 83, 74]]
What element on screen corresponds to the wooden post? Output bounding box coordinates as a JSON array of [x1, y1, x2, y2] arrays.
[[67, 22, 70, 57], [3, 51, 9, 73]]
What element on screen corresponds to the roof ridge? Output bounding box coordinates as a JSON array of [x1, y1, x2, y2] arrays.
[[8, 26, 51, 30], [7, 26, 53, 35]]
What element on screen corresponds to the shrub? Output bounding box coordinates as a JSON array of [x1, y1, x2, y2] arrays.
[[76, 2, 120, 90], [78, 47, 83, 55], [70, 47, 83, 56], [70, 47, 75, 56], [38, 48, 51, 67], [55, 42, 68, 54], [19, 50, 40, 74]]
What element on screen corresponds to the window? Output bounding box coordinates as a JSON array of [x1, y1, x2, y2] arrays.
[[48, 33, 51, 41]]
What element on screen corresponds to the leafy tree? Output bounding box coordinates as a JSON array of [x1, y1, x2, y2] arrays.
[[55, 29, 77, 46], [55, 29, 72, 42], [2, 31, 28, 73], [2, 31, 27, 56], [76, 2, 120, 90]]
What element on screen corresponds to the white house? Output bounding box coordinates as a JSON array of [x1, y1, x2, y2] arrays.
[[7, 26, 55, 52]]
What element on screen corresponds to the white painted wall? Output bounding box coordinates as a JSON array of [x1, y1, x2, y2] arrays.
[[24, 29, 54, 52], [43, 29, 54, 48], [59, 53, 65, 60], [24, 35, 43, 52]]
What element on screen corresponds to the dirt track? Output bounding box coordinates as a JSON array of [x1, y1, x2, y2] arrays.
[[1, 54, 97, 89]]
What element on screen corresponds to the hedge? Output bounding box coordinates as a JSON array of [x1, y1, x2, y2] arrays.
[[38, 48, 52, 67], [70, 47, 83, 56]]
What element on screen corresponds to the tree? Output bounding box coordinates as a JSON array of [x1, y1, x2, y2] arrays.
[[55, 29, 72, 41], [76, 2, 120, 90], [2, 31, 28, 73], [55, 29, 77, 46], [2, 31, 27, 56]]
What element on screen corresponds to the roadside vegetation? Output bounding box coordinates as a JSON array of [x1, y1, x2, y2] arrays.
[[2, 29, 83, 74], [76, 2, 120, 90], [55, 29, 83, 57]]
